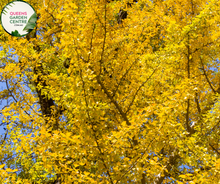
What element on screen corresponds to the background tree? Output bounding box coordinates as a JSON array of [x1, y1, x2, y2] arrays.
[[0, 0, 220, 183]]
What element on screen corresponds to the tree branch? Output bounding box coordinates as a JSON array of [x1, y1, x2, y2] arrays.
[[153, 151, 180, 184], [126, 68, 157, 114], [96, 75, 131, 126], [200, 57, 216, 93]]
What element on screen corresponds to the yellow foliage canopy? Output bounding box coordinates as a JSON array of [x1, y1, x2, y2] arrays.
[[0, 0, 220, 183]]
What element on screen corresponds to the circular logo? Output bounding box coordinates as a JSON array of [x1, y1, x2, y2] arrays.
[[1, 0, 37, 37]]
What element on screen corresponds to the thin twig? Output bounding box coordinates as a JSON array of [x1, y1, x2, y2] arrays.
[[200, 57, 216, 93], [126, 68, 157, 114]]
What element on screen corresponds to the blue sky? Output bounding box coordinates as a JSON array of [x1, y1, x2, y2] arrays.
[[0, 46, 7, 135], [0, 46, 18, 135]]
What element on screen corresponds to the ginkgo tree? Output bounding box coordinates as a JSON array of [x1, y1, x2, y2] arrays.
[[0, 0, 220, 183]]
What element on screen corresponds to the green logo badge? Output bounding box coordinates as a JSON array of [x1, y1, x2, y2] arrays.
[[1, 0, 37, 37]]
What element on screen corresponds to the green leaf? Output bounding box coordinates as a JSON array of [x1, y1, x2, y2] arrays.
[[2, 10, 8, 14], [23, 23, 36, 31], [11, 30, 22, 37], [28, 13, 37, 23], [23, 13, 37, 31]]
